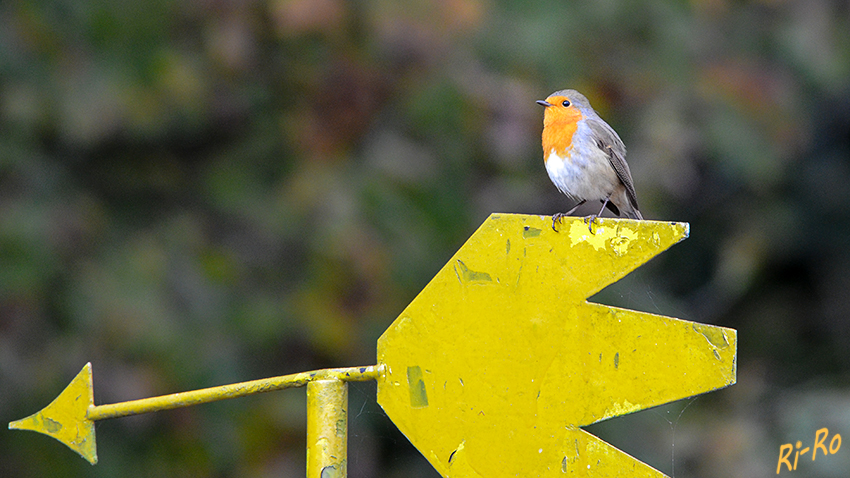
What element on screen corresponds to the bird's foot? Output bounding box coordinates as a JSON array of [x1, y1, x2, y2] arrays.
[[583, 214, 599, 233], [551, 200, 587, 231], [551, 212, 567, 231]]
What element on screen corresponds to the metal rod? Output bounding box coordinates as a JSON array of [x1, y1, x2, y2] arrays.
[[307, 379, 348, 478], [88, 365, 379, 421]]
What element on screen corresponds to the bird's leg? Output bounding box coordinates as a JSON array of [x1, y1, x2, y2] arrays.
[[583, 197, 611, 233], [552, 200, 586, 231]]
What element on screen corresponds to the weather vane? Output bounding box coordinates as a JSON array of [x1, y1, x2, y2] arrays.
[[10, 214, 736, 477]]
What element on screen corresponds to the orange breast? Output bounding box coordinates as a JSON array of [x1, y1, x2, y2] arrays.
[[542, 120, 578, 161]]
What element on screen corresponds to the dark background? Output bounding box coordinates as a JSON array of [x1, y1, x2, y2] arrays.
[[2, 0, 850, 477]]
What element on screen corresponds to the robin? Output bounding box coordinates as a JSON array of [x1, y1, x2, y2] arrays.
[[537, 89, 643, 231]]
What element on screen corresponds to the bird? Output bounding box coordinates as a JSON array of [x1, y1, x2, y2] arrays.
[[537, 89, 643, 231]]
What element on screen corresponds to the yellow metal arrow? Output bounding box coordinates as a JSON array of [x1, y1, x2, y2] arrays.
[[9, 363, 380, 465], [377, 214, 736, 478], [10, 213, 736, 478]]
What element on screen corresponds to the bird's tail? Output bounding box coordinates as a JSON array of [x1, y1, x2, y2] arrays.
[[621, 206, 643, 220], [629, 208, 644, 220], [605, 196, 644, 220]]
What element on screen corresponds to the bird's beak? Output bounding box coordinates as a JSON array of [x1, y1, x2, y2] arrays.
[[536, 100, 552, 107]]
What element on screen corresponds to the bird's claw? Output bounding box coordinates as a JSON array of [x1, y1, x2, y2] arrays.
[[551, 213, 567, 231], [552, 201, 585, 232], [583, 215, 598, 233]]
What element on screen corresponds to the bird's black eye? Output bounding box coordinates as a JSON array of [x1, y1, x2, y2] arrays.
[[562, 100, 571, 107]]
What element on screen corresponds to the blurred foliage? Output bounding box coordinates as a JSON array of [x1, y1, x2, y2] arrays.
[[2, 0, 850, 477]]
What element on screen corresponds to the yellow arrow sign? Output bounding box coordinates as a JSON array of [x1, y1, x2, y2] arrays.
[[10, 214, 736, 478], [376, 214, 736, 477]]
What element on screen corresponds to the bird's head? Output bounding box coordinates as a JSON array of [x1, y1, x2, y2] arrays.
[[536, 89, 591, 127]]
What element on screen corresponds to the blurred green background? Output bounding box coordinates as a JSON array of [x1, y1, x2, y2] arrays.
[[2, 0, 850, 476]]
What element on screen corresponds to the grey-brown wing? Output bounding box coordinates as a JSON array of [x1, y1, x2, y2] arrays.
[[586, 118, 640, 211]]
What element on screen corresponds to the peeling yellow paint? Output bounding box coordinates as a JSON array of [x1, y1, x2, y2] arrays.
[[568, 220, 609, 250], [693, 323, 730, 349], [608, 226, 638, 256], [605, 399, 640, 419]]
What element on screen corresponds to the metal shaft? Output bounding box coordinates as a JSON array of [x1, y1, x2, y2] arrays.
[[307, 379, 348, 478], [88, 365, 378, 421]]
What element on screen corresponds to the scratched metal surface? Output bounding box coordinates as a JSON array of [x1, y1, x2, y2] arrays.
[[377, 214, 736, 478]]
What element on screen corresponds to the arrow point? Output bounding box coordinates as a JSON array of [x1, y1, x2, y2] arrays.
[[9, 363, 98, 464]]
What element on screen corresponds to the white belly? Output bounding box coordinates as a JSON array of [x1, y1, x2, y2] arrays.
[[544, 146, 619, 201]]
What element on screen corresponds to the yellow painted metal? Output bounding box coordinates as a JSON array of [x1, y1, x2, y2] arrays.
[[307, 380, 348, 478], [10, 213, 737, 478], [9, 363, 97, 464], [8, 363, 380, 464], [377, 214, 737, 478], [88, 365, 380, 421]]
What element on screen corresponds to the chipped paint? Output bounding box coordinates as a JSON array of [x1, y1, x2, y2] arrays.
[[608, 226, 638, 256], [320, 464, 343, 478], [523, 225, 542, 238], [693, 323, 730, 349], [605, 399, 640, 418], [455, 260, 493, 283], [568, 220, 609, 250], [407, 366, 429, 408]]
